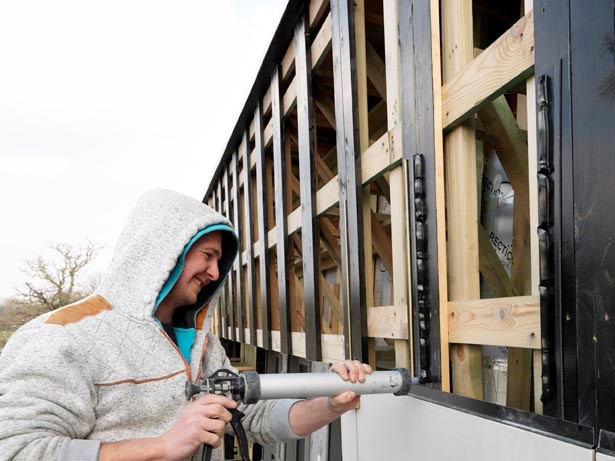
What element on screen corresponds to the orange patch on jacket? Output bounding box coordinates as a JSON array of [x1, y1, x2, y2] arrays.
[[46, 295, 112, 326], [196, 303, 209, 330]]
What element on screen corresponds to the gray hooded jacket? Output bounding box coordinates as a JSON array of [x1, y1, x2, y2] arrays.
[[0, 189, 300, 460]]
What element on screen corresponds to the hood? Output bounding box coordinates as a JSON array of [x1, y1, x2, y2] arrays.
[[96, 189, 238, 324]]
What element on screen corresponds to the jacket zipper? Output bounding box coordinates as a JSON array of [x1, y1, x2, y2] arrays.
[[158, 328, 209, 384]]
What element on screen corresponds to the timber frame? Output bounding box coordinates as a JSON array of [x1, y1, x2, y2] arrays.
[[203, 0, 615, 455]]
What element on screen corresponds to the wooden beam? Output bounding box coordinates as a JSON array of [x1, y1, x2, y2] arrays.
[[286, 332, 345, 363], [367, 305, 409, 339], [383, 0, 411, 370], [316, 152, 335, 182], [370, 211, 393, 275], [271, 65, 291, 355], [442, 11, 535, 131], [320, 273, 344, 329], [430, 0, 450, 391], [320, 216, 342, 267], [448, 296, 540, 348], [355, 0, 378, 367], [442, 0, 483, 400], [507, 347, 532, 411], [313, 82, 337, 129], [292, 272, 306, 332], [368, 99, 388, 141], [295, 10, 321, 361], [478, 96, 529, 183], [365, 39, 387, 100]]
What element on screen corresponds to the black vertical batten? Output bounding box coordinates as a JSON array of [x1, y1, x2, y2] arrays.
[[210, 187, 219, 337], [242, 131, 257, 347], [534, 0, 576, 421], [255, 102, 271, 350], [536, 74, 556, 408], [294, 7, 321, 361], [570, 0, 615, 442], [224, 167, 236, 342], [216, 181, 226, 339], [232, 150, 246, 343], [330, 0, 367, 362], [398, 0, 441, 385], [272, 65, 292, 355]]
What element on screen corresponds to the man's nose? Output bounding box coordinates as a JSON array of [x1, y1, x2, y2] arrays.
[[207, 261, 220, 281]]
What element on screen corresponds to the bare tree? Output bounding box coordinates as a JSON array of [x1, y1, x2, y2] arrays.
[[16, 241, 103, 312]]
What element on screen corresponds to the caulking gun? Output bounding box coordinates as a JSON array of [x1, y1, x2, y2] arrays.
[[185, 368, 419, 461]]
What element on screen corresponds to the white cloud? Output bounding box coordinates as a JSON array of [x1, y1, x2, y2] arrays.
[[0, 0, 287, 299]]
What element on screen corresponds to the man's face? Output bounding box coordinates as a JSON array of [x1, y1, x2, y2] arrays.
[[167, 231, 223, 308]]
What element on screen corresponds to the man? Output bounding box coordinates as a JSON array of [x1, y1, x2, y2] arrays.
[[0, 189, 371, 461]]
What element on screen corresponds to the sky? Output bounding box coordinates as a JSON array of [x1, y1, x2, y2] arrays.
[[0, 0, 288, 300]]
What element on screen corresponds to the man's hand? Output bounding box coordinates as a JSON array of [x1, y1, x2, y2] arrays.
[[328, 360, 373, 412], [288, 360, 373, 437], [159, 394, 237, 459], [99, 394, 237, 461]]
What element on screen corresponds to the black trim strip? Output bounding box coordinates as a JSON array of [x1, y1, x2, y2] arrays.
[[295, 6, 321, 361], [537, 74, 555, 406], [232, 150, 245, 343], [242, 130, 257, 347], [271, 65, 291, 355], [215, 181, 226, 339], [224, 167, 236, 342], [398, 0, 441, 384]]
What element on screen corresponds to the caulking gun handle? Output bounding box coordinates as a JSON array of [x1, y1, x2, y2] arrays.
[[200, 444, 213, 461]]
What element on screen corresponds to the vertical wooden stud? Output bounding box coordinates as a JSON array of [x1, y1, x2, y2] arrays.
[[383, 0, 411, 370], [441, 0, 484, 399], [353, 0, 377, 368], [428, 0, 451, 392]]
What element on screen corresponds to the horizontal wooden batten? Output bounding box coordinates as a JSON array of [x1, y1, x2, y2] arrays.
[[441, 10, 534, 131], [367, 305, 409, 339], [448, 295, 541, 349], [234, 329, 345, 364]]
